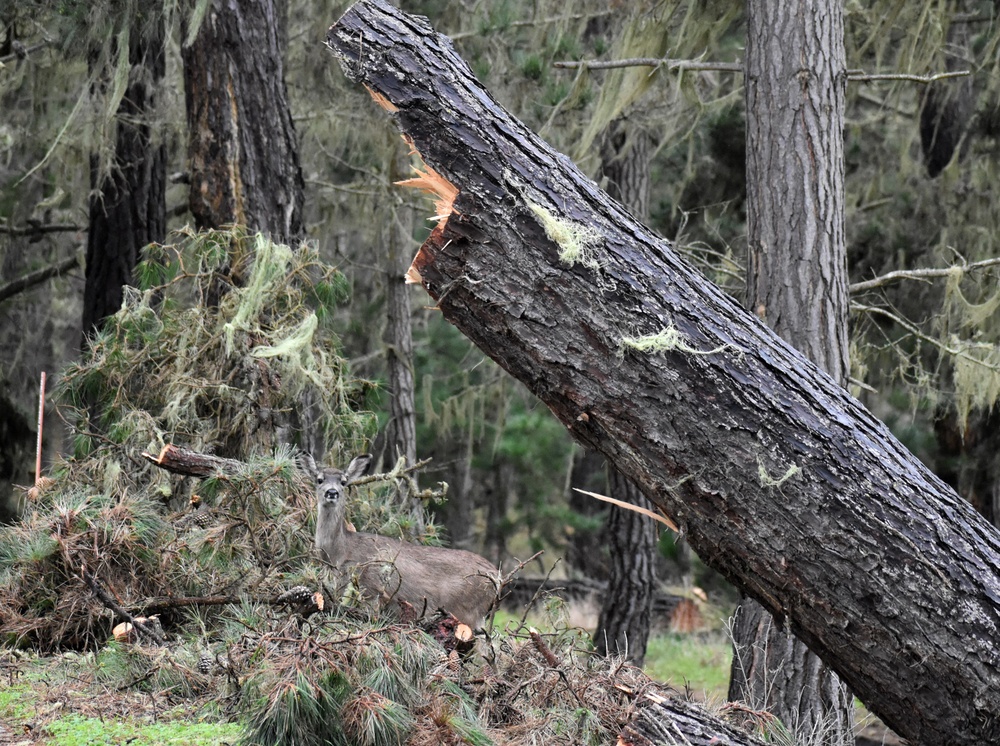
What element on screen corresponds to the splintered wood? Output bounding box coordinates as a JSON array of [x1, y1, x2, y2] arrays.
[[394, 136, 459, 285]]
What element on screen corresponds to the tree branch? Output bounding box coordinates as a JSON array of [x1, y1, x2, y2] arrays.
[[0, 223, 84, 237], [850, 256, 1000, 293], [80, 566, 165, 644], [554, 57, 742, 73], [552, 58, 970, 86], [846, 69, 971, 84], [0, 255, 80, 304]]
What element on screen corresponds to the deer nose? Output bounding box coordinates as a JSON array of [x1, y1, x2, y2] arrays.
[[324, 487, 340, 502]]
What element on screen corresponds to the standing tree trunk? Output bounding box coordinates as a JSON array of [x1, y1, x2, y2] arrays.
[[326, 5, 1000, 743], [83, 17, 166, 339], [593, 122, 658, 666], [181, 0, 304, 244], [382, 141, 421, 527], [727, 3, 854, 743]]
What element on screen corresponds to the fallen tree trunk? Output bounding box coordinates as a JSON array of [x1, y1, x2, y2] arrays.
[[326, 3, 1000, 744]]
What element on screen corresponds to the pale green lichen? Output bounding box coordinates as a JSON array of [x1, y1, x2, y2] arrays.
[[757, 457, 801, 488], [621, 325, 738, 357], [528, 202, 602, 269]]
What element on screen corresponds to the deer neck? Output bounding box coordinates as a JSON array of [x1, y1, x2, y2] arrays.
[[316, 503, 352, 564]]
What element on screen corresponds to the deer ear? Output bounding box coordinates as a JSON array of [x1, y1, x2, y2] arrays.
[[344, 454, 373, 483]]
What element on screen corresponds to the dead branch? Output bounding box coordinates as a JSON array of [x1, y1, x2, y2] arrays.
[[850, 256, 1000, 293], [0, 222, 84, 236], [0, 255, 80, 304], [554, 57, 742, 73], [141, 444, 245, 478], [80, 566, 166, 644]]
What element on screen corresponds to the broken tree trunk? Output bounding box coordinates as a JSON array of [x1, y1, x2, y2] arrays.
[[325, 3, 1000, 745]]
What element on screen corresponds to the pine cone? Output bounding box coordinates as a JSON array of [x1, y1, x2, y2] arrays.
[[197, 653, 213, 674]]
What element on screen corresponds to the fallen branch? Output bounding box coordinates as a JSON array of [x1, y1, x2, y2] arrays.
[[80, 566, 165, 644], [141, 444, 244, 478]]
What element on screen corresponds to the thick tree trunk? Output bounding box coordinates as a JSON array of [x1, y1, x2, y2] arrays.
[[326, 4, 1000, 744], [729, 4, 853, 743], [182, 0, 304, 244], [83, 18, 166, 338], [593, 122, 657, 667]]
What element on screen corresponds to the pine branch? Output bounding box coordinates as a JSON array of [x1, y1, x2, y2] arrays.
[[0, 255, 80, 304]]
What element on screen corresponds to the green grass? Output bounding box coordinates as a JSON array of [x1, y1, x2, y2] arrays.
[[0, 664, 241, 746], [45, 716, 243, 746], [643, 632, 733, 701]]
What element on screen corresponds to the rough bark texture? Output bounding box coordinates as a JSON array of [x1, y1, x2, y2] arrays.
[[382, 143, 420, 525], [729, 4, 853, 743], [594, 467, 657, 666], [83, 19, 166, 338], [621, 693, 768, 746], [593, 122, 657, 667], [182, 0, 304, 243], [326, 4, 1000, 744]]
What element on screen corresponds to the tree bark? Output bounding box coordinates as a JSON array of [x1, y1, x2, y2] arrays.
[[593, 122, 658, 667], [621, 691, 768, 746], [594, 466, 657, 667], [83, 17, 166, 338], [728, 4, 853, 743], [326, 4, 1000, 744], [182, 0, 304, 244]]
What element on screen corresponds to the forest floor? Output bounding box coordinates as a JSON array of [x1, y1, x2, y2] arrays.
[[0, 630, 902, 746]]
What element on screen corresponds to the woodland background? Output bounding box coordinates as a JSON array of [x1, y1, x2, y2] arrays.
[[2, 1, 1000, 744]]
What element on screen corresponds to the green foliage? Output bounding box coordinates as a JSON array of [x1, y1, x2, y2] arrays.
[[0, 228, 375, 650]]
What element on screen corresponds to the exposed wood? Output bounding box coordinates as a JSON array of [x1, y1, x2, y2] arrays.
[[325, 4, 1000, 744], [141, 444, 244, 478]]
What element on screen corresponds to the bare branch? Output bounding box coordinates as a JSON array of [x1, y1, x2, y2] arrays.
[[850, 256, 1000, 294], [0, 40, 50, 65], [852, 302, 1000, 371], [554, 57, 742, 73], [0, 254, 80, 304], [0, 222, 84, 237], [846, 70, 971, 84], [553, 59, 970, 86]]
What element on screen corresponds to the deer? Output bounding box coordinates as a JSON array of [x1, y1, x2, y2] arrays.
[[312, 454, 499, 629]]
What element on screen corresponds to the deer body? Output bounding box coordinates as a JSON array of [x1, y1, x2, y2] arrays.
[[314, 456, 498, 627]]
